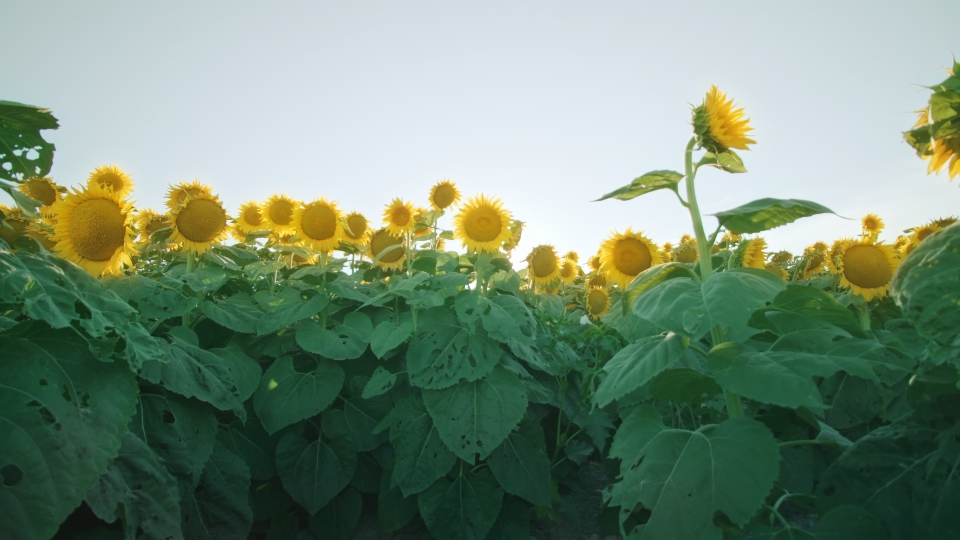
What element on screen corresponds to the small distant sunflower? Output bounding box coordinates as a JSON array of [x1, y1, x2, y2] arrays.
[[586, 272, 607, 289], [660, 242, 674, 262], [674, 240, 698, 264], [599, 229, 662, 289], [228, 224, 249, 243], [800, 248, 830, 280], [165, 180, 213, 210], [835, 239, 901, 301], [293, 197, 344, 252], [770, 251, 793, 264], [893, 235, 910, 254], [135, 208, 169, 244], [738, 238, 767, 269], [168, 192, 230, 254], [809, 241, 829, 254], [585, 288, 611, 321], [861, 214, 884, 238], [343, 212, 370, 243], [453, 194, 512, 254], [235, 201, 266, 234], [88, 165, 135, 199], [720, 231, 742, 246], [19, 176, 62, 210], [501, 220, 524, 252], [413, 207, 432, 238], [0, 204, 29, 247], [49, 183, 136, 276], [587, 254, 602, 272], [369, 228, 406, 270], [925, 137, 960, 180], [383, 198, 416, 236], [261, 194, 299, 235], [563, 251, 579, 263], [693, 85, 756, 153], [559, 258, 578, 284], [429, 180, 461, 211], [763, 263, 788, 280], [527, 245, 561, 287]]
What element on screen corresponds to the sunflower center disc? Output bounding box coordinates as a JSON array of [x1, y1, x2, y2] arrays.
[[433, 186, 455, 209], [27, 180, 58, 206], [145, 217, 166, 235], [244, 207, 263, 226], [372, 231, 404, 262], [346, 215, 367, 239], [531, 249, 558, 277], [70, 199, 125, 261], [392, 208, 410, 227], [587, 290, 607, 316], [269, 200, 294, 226], [560, 261, 575, 279], [843, 245, 891, 289], [176, 199, 226, 242], [302, 204, 337, 240], [614, 238, 652, 275], [466, 208, 501, 242], [675, 245, 697, 264]]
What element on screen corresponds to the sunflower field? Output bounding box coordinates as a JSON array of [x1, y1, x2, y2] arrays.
[[1, 62, 959, 540]]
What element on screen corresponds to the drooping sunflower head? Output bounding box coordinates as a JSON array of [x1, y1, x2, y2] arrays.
[[720, 231, 742, 247], [526, 245, 562, 287], [292, 197, 344, 252], [585, 287, 611, 321], [906, 222, 941, 255], [429, 179, 461, 211], [343, 211, 370, 243], [836, 239, 901, 302], [134, 208, 169, 244], [228, 224, 249, 243], [260, 194, 299, 235], [383, 198, 416, 237], [588, 253, 602, 272], [806, 241, 829, 255], [692, 85, 756, 153], [893, 235, 910, 254], [861, 213, 885, 238], [19, 176, 62, 209], [235, 201, 266, 234], [599, 229, 662, 289], [168, 192, 230, 254], [49, 183, 136, 276], [770, 251, 793, 264], [165, 180, 213, 210], [564, 251, 579, 263], [88, 165, 135, 199], [559, 258, 579, 284], [763, 263, 788, 280], [737, 238, 767, 269], [932, 216, 958, 229], [925, 137, 960, 180], [0, 204, 29, 247], [800, 245, 831, 280], [501, 220, 524, 252], [369, 228, 406, 270], [453, 194, 512, 254]]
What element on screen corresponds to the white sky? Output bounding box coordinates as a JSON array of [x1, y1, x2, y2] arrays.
[[5, 1, 959, 263]]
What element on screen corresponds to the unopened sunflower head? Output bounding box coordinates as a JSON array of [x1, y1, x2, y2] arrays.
[[49, 183, 137, 276], [692, 85, 756, 154], [168, 192, 230, 254], [453, 194, 512, 254], [88, 165, 135, 199], [429, 179, 461, 211]]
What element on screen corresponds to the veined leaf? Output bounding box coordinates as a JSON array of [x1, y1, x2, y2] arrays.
[[593, 333, 687, 407], [713, 198, 836, 234], [179, 442, 253, 540], [130, 392, 217, 487], [487, 415, 551, 506], [0, 100, 58, 182], [406, 307, 502, 389], [594, 170, 683, 202], [275, 428, 356, 514], [253, 355, 344, 435], [309, 487, 362, 540], [374, 396, 457, 497], [417, 466, 503, 540]]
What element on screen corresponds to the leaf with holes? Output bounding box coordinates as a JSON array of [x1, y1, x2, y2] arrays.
[[179, 442, 253, 540], [593, 333, 687, 407], [374, 396, 457, 497], [487, 414, 551, 506], [406, 307, 503, 389], [0, 100, 58, 181], [253, 355, 344, 435], [418, 466, 504, 540], [130, 392, 218, 487]]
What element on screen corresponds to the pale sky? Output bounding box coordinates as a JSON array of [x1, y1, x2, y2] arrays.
[[5, 1, 959, 264]]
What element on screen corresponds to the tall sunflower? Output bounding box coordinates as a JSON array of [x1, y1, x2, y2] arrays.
[[293, 198, 344, 252], [88, 165, 135, 199], [235, 201, 266, 234], [260, 194, 299, 235], [19, 176, 62, 210], [835, 239, 901, 301], [383, 198, 416, 237], [800, 243, 831, 279], [693, 85, 756, 153], [429, 179, 461, 211], [165, 180, 213, 210], [586, 272, 607, 289], [861, 213, 884, 239], [526, 245, 561, 287], [738, 238, 767, 269], [343, 212, 370, 243], [585, 288, 611, 321], [168, 192, 230, 254], [49, 184, 136, 276], [674, 237, 698, 264], [599, 229, 662, 288], [453, 194, 512, 254], [369, 228, 406, 270]]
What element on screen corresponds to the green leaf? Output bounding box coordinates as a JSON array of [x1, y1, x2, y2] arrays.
[[362, 366, 398, 399], [296, 314, 370, 360], [0, 100, 58, 181], [406, 307, 503, 389], [201, 293, 264, 334], [377, 466, 419, 532], [748, 285, 867, 338], [308, 487, 362, 540], [712, 198, 836, 234], [487, 415, 552, 505], [256, 293, 330, 336], [423, 365, 528, 463], [85, 433, 184, 540], [375, 396, 457, 497], [484, 496, 530, 540], [212, 344, 262, 402], [130, 392, 217, 486], [698, 149, 747, 173], [621, 262, 698, 315], [418, 466, 504, 540], [593, 333, 688, 407], [648, 368, 722, 405], [253, 355, 345, 435], [369, 319, 413, 358], [0, 330, 138, 540], [594, 170, 683, 201], [336, 397, 391, 452], [819, 372, 884, 429], [218, 411, 278, 480], [608, 407, 780, 538], [481, 294, 538, 346], [182, 266, 230, 292], [102, 274, 196, 320], [179, 442, 253, 540], [275, 428, 357, 514]]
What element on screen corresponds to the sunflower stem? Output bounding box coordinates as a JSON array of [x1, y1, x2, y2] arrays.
[[856, 303, 871, 331], [182, 250, 196, 327]]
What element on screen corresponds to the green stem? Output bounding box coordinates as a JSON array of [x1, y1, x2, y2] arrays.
[[856, 303, 871, 331], [182, 250, 196, 327]]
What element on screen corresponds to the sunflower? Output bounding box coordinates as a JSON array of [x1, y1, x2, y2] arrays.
[[260, 194, 299, 235], [501, 220, 524, 252], [828, 239, 852, 268], [599, 229, 662, 288], [228, 224, 249, 243], [25, 222, 58, 251], [926, 137, 960, 180], [738, 238, 767, 269], [835, 239, 901, 301], [429, 179, 461, 211], [234, 201, 266, 234], [369, 228, 406, 270], [932, 217, 958, 228], [770, 251, 793, 264], [693, 85, 756, 152], [526, 245, 561, 287], [660, 242, 674, 262], [559, 258, 578, 284], [293, 197, 344, 252], [564, 251, 579, 263], [343, 211, 370, 244], [585, 288, 611, 321], [134, 208, 169, 244], [720, 231, 742, 246], [454, 194, 512, 254], [586, 272, 607, 289], [383, 198, 416, 237], [165, 180, 213, 210], [763, 263, 788, 280], [800, 245, 830, 280], [674, 240, 698, 264], [413, 207, 432, 238], [87, 165, 135, 199], [168, 192, 230, 254], [0, 204, 29, 247], [588, 254, 602, 272], [893, 235, 910, 254], [19, 176, 62, 210], [861, 213, 884, 239], [48, 183, 136, 276]]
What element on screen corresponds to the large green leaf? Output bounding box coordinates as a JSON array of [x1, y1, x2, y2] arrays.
[[179, 442, 253, 540], [369, 318, 413, 358], [487, 415, 551, 506], [423, 365, 528, 463], [217, 411, 278, 480], [748, 285, 867, 338], [85, 432, 184, 540], [456, 292, 537, 346], [608, 407, 780, 539], [0, 330, 138, 540], [593, 333, 687, 407], [130, 392, 217, 487], [295, 311, 371, 360], [621, 262, 698, 316], [255, 291, 329, 336], [275, 429, 357, 514], [712, 198, 836, 234], [253, 355, 344, 435], [201, 293, 264, 334], [406, 307, 503, 389], [0, 100, 58, 182], [648, 368, 722, 405], [594, 170, 683, 201], [102, 274, 197, 321], [308, 487, 362, 540], [418, 466, 504, 540]]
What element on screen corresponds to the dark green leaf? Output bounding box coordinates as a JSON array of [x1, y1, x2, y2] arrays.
[[218, 411, 278, 480], [201, 293, 263, 334], [487, 415, 551, 506], [253, 355, 344, 435], [309, 487, 362, 540], [713, 198, 836, 234], [362, 366, 398, 399], [296, 316, 368, 360], [275, 429, 356, 514], [130, 393, 217, 486], [0, 100, 58, 181], [593, 333, 687, 407], [748, 285, 867, 338], [648, 368, 722, 405], [594, 170, 683, 201], [257, 293, 330, 336], [102, 274, 196, 320], [179, 442, 253, 540], [375, 396, 457, 497], [377, 466, 419, 532], [819, 372, 884, 429], [484, 496, 530, 540], [369, 319, 413, 358], [418, 466, 504, 540], [406, 307, 503, 389], [182, 266, 230, 292]]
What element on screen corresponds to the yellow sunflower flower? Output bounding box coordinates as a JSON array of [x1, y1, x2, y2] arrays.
[[234, 201, 266, 234], [165, 180, 213, 210], [559, 258, 578, 284], [588, 253, 602, 272], [292, 197, 344, 253], [343, 211, 370, 244], [693, 85, 756, 152], [260, 194, 299, 235], [134, 208, 169, 244], [599, 229, 662, 289], [585, 287, 611, 321], [861, 213, 884, 238], [19, 176, 62, 210], [0, 204, 29, 247], [413, 207, 433, 238], [453, 194, 512, 254], [168, 192, 230, 254], [770, 251, 793, 264], [369, 228, 406, 271], [501, 220, 524, 252], [88, 165, 135, 199], [525, 245, 561, 287], [563, 251, 579, 263], [674, 239, 698, 264], [228, 224, 249, 243], [48, 183, 136, 276], [382, 198, 416, 237], [429, 179, 461, 211], [739, 238, 767, 269], [660, 242, 674, 262], [925, 137, 960, 180], [800, 243, 831, 280], [763, 263, 788, 280], [835, 239, 901, 301]]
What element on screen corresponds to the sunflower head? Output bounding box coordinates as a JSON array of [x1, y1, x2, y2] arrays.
[[586, 272, 607, 289], [836, 239, 901, 301], [0, 204, 29, 247], [692, 85, 756, 153], [800, 249, 830, 280], [343, 211, 370, 243], [861, 213, 885, 238], [49, 183, 137, 276], [674, 241, 698, 264], [736, 238, 767, 269], [559, 259, 578, 284], [88, 165, 135, 199], [763, 263, 788, 280], [720, 231, 742, 246], [168, 192, 230, 254], [599, 229, 662, 289], [454, 194, 512, 254], [259, 194, 299, 235], [165, 180, 213, 210], [369, 228, 406, 270], [413, 207, 433, 238], [526, 245, 562, 287], [925, 137, 960, 180], [429, 179, 461, 211], [588, 254, 602, 272], [135, 208, 170, 244], [770, 251, 793, 264], [501, 220, 524, 252], [234, 201, 266, 234], [563, 251, 579, 263], [19, 176, 62, 209], [293, 197, 344, 252], [383, 198, 416, 236], [585, 288, 611, 321]]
